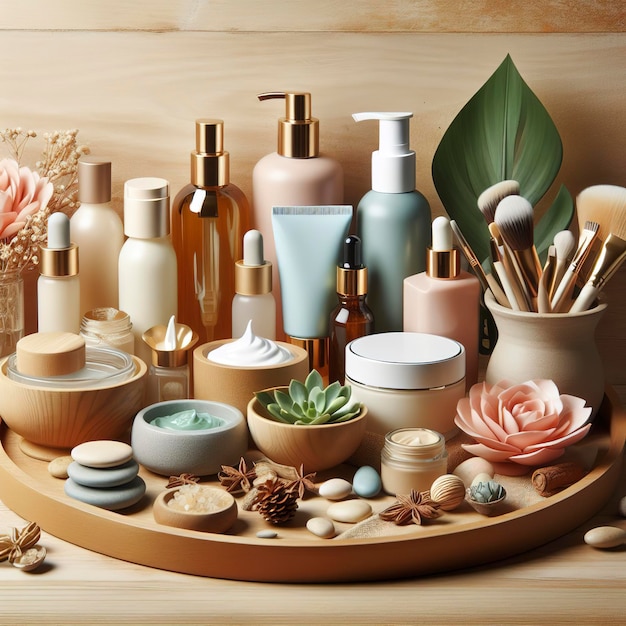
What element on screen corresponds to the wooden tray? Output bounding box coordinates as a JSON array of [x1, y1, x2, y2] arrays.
[[0, 390, 624, 583]]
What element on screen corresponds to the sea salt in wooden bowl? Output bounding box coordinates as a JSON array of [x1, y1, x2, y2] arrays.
[[152, 485, 237, 533]]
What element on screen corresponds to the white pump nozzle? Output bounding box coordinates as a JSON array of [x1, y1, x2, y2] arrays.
[[353, 112, 416, 193]]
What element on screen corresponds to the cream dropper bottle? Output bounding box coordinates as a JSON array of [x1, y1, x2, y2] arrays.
[[403, 216, 481, 388], [38, 212, 80, 333], [232, 230, 276, 339]]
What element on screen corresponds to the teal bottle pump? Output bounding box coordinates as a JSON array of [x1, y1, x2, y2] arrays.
[[352, 112, 431, 332]]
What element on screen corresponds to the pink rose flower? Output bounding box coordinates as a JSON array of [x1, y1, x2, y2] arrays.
[[0, 158, 53, 240], [455, 379, 592, 470]]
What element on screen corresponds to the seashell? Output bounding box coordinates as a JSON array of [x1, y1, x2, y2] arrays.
[[429, 474, 466, 511], [10, 545, 47, 572]]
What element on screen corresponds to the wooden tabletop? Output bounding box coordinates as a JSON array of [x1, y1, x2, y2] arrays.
[[1, 456, 625, 626]]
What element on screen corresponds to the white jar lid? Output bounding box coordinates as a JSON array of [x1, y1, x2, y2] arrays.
[[345, 332, 465, 390]]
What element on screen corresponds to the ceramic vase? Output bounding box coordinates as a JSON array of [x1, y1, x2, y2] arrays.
[[0, 270, 24, 358], [484, 291, 606, 417]]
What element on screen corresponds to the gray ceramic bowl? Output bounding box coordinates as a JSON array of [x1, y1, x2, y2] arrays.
[[131, 399, 247, 477]]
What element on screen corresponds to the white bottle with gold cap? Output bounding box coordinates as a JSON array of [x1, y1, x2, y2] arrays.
[[232, 230, 276, 339], [118, 177, 177, 365], [38, 213, 80, 333], [70, 156, 124, 315]]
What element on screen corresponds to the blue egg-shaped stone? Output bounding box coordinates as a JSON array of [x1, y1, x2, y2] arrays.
[[352, 465, 382, 498]]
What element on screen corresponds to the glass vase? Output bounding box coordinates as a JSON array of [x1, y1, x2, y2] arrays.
[[0, 269, 25, 358]]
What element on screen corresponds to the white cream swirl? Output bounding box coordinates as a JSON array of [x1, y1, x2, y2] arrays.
[[207, 320, 293, 366]]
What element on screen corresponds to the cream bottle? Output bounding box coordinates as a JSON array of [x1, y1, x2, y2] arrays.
[[38, 213, 80, 333], [403, 216, 481, 388], [171, 119, 249, 344], [353, 112, 431, 333], [119, 177, 177, 365], [252, 91, 344, 339], [232, 230, 276, 340], [70, 157, 124, 315]]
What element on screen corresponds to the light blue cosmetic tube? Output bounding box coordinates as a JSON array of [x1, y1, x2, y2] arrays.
[[272, 206, 353, 341]]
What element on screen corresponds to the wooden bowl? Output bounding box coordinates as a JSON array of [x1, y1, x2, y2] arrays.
[[0, 355, 147, 450], [153, 486, 237, 533], [246, 391, 368, 472]]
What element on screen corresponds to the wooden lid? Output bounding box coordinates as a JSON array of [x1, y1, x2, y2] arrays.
[[16, 332, 86, 378]]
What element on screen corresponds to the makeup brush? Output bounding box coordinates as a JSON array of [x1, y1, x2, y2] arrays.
[[494, 195, 543, 303], [449, 219, 510, 307], [548, 230, 577, 301], [537, 246, 554, 314], [488, 222, 529, 311], [477, 180, 521, 225], [570, 233, 626, 313], [550, 221, 599, 312]]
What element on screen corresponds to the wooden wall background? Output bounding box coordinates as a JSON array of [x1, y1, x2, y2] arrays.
[[0, 1, 624, 400]]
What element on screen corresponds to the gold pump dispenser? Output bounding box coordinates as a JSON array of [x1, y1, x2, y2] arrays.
[[257, 92, 319, 158], [191, 119, 229, 187]]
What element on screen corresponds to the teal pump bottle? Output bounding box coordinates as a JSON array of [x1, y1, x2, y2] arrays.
[[352, 112, 431, 332]]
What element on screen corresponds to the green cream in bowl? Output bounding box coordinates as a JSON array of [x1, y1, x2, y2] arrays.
[[131, 400, 247, 476]]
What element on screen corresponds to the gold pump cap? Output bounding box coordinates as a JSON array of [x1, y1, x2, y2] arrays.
[[78, 157, 112, 204], [191, 119, 230, 187], [258, 92, 319, 158]]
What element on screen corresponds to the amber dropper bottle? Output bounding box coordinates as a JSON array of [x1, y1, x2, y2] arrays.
[[171, 119, 250, 343], [329, 234, 375, 384]]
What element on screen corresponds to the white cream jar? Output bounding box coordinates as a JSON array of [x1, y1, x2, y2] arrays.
[[345, 332, 465, 439]]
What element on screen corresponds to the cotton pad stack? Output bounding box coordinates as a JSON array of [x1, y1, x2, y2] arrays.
[[64, 440, 146, 510]]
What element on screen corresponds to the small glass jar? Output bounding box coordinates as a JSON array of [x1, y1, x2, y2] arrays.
[[80, 308, 134, 354], [381, 428, 448, 495], [147, 363, 190, 403]]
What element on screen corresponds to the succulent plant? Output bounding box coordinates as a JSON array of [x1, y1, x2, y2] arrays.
[[254, 370, 362, 426], [468, 480, 506, 504]]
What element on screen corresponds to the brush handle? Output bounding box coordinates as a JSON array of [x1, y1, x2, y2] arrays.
[[569, 284, 598, 313], [503, 249, 533, 311], [537, 269, 551, 314], [551, 267, 576, 312], [485, 273, 510, 307], [492, 262, 520, 311]]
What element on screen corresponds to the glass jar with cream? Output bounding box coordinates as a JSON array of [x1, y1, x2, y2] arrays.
[[345, 332, 466, 439], [381, 428, 447, 495], [80, 308, 134, 354]]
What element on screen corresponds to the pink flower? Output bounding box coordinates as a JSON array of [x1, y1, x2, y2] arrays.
[[0, 158, 53, 240], [455, 379, 592, 470]]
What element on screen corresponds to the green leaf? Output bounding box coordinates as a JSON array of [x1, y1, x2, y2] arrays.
[[274, 389, 294, 413], [310, 413, 331, 425], [304, 369, 324, 394], [325, 394, 348, 415], [432, 54, 572, 265], [310, 386, 326, 414], [288, 379, 308, 407], [323, 381, 342, 410], [254, 390, 276, 412]]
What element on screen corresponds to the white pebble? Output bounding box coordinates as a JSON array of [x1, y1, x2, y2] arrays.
[[256, 529, 278, 539], [583, 526, 626, 549], [619, 495, 626, 518], [306, 517, 336, 539], [471, 472, 495, 487], [454, 457, 494, 487], [327, 500, 372, 523], [319, 478, 352, 501], [48, 455, 73, 479]]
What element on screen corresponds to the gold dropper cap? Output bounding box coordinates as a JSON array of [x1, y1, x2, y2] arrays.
[[336, 235, 368, 297], [191, 119, 230, 187], [258, 92, 319, 158]]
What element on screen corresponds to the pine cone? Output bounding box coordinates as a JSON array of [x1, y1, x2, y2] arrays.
[[252, 479, 299, 525]]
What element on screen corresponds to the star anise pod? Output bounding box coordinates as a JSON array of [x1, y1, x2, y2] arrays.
[[166, 473, 200, 489], [218, 457, 256, 494], [283, 464, 317, 499], [379, 490, 442, 526]]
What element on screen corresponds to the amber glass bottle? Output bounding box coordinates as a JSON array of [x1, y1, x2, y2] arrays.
[[329, 235, 375, 384], [171, 120, 249, 343]]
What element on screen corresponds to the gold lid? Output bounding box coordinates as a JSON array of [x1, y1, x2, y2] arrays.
[[336, 266, 368, 297], [426, 248, 460, 279], [39, 243, 79, 277], [258, 92, 319, 158], [142, 319, 199, 368], [191, 119, 229, 187], [286, 336, 328, 375], [235, 259, 272, 295], [78, 157, 112, 204]]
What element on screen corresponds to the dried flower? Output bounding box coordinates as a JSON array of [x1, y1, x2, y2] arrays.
[[0, 128, 89, 273], [282, 464, 317, 499], [455, 379, 592, 471], [166, 473, 200, 489], [379, 490, 441, 526], [218, 457, 256, 494]]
